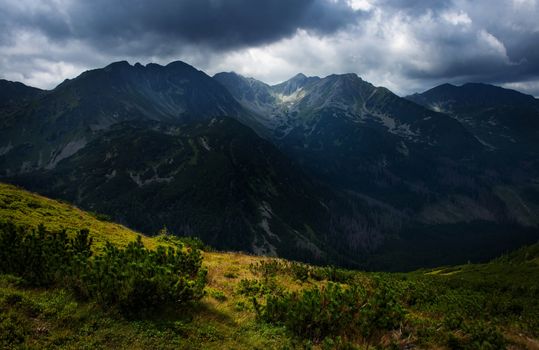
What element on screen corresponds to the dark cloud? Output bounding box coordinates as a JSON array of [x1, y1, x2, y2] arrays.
[[0, 0, 361, 54], [0, 2, 71, 44]]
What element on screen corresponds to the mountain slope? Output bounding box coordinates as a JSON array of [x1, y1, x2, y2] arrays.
[[8, 118, 378, 265], [216, 72, 539, 263], [0, 182, 157, 249], [1, 63, 410, 268], [406, 83, 539, 153], [0, 61, 260, 175], [2, 62, 538, 271], [215, 72, 497, 210], [0, 79, 43, 108], [215, 72, 480, 151], [0, 185, 537, 349]]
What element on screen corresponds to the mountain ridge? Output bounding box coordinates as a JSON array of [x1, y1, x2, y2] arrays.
[[2, 60, 539, 271], [0, 60, 264, 175], [406, 82, 539, 154]]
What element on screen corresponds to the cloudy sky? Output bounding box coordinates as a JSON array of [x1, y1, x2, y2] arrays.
[[1, 0, 538, 96]]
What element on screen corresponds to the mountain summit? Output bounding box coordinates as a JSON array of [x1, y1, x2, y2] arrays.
[[407, 83, 539, 153], [0, 61, 257, 174]]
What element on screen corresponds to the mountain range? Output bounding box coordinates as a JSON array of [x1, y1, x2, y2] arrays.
[[1, 61, 538, 270]]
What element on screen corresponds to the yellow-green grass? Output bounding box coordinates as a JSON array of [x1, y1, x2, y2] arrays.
[[0, 182, 307, 348], [0, 182, 159, 250], [0, 184, 344, 348]]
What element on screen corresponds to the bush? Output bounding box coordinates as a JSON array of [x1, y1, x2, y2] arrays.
[[289, 262, 310, 282], [256, 280, 405, 343], [0, 222, 91, 286], [0, 312, 29, 348], [0, 221, 207, 312], [89, 211, 113, 222], [71, 236, 206, 311], [310, 266, 356, 284], [250, 260, 285, 278], [157, 232, 212, 251], [207, 288, 227, 302], [446, 321, 506, 350], [237, 279, 270, 297], [250, 260, 357, 284]]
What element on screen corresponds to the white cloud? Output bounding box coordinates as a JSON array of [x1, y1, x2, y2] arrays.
[[478, 30, 509, 58], [346, 0, 374, 11], [442, 10, 472, 26], [502, 80, 539, 97]]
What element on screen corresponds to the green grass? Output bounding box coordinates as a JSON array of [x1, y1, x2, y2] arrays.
[[1, 182, 538, 349]]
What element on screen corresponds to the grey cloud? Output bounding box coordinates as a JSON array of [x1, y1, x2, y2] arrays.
[[366, 0, 539, 92], [375, 0, 454, 13], [0, 0, 361, 54], [0, 1, 71, 44]]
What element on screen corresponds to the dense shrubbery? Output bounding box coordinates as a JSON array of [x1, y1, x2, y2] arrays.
[[254, 280, 405, 343], [445, 321, 506, 350], [247, 259, 406, 344], [0, 222, 91, 286], [0, 221, 206, 311], [248, 260, 533, 347], [70, 237, 206, 311]]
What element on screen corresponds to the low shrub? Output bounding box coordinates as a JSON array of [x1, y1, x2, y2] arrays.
[[256, 280, 405, 343], [0, 222, 91, 286], [237, 279, 269, 297], [0, 221, 207, 312]]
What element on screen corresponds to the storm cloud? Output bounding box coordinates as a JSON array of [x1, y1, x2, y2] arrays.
[[0, 0, 360, 53], [0, 0, 538, 96]]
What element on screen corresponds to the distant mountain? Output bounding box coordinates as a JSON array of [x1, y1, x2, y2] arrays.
[[216, 71, 539, 254], [0, 79, 43, 117], [406, 83, 539, 153], [0, 79, 43, 107], [0, 62, 395, 266], [2, 62, 538, 270], [0, 61, 262, 175], [215, 72, 483, 202]]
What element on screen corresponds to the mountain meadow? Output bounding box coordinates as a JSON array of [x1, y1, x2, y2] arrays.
[[0, 183, 538, 349]]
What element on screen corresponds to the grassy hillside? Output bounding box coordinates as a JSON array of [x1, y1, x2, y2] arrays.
[[0, 183, 538, 349], [0, 183, 158, 249]]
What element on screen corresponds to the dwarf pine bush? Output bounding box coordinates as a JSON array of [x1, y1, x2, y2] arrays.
[[256, 280, 405, 342], [0, 221, 206, 311], [0, 222, 91, 286]]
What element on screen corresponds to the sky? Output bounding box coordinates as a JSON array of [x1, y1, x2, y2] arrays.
[[0, 0, 538, 97]]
